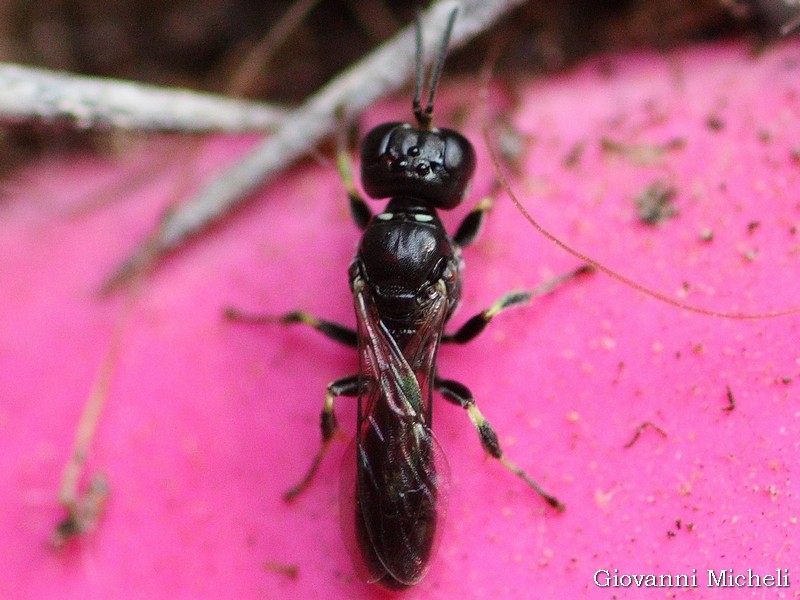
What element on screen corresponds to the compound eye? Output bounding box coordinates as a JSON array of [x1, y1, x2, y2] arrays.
[[443, 135, 471, 172], [360, 122, 406, 162]]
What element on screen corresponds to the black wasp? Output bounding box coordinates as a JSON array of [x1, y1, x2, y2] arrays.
[[228, 7, 589, 590]]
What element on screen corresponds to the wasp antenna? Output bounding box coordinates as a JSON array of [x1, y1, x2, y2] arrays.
[[412, 11, 425, 123], [413, 6, 458, 130], [425, 7, 459, 125]]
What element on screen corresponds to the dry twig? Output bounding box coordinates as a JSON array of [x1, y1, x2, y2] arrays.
[[101, 0, 528, 291], [0, 63, 288, 131]]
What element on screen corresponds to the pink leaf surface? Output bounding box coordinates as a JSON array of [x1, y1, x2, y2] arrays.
[[3, 40, 800, 599]]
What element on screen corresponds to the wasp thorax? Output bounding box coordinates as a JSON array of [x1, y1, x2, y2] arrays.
[[360, 122, 476, 210]]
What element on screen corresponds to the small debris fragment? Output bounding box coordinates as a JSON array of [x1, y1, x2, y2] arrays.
[[53, 475, 110, 547], [600, 137, 685, 165], [624, 421, 668, 449], [722, 386, 736, 412], [698, 228, 714, 242], [741, 247, 758, 262], [494, 118, 528, 174], [563, 141, 585, 168], [635, 181, 678, 225], [705, 115, 725, 131], [264, 561, 300, 579]]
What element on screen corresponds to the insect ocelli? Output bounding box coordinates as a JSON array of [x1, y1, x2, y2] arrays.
[[228, 7, 590, 589]]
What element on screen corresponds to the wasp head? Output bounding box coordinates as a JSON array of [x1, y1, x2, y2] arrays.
[[359, 121, 476, 210]]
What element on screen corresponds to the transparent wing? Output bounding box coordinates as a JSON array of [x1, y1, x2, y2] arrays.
[[339, 279, 451, 588]]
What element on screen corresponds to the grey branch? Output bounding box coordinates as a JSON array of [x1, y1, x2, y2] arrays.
[[98, 0, 529, 290], [0, 63, 288, 131]]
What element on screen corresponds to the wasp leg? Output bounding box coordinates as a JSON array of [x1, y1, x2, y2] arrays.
[[336, 147, 372, 231], [435, 377, 564, 511], [284, 374, 361, 501], [334, 107, 372, 230], [453, 196, 493, 247], [225, 307, 359, 499], [224, 307, 357, 348], [442, 265, 592, 344]]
